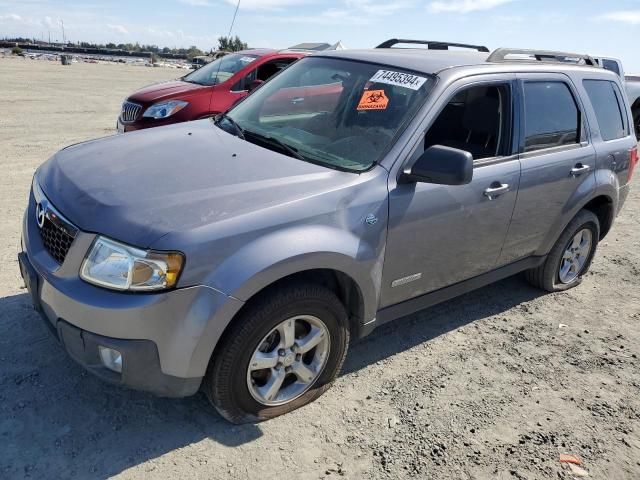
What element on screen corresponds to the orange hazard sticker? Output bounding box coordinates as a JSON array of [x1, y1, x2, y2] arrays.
[[357, 90, 389, 110]]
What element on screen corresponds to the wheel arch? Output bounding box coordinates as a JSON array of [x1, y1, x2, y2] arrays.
[[582, 194, 615, 239], [230, 268, 363, 336], [537, 188, 617, 257]]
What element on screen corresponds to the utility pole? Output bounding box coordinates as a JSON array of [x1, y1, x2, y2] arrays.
[[60, 19, 66, 45]]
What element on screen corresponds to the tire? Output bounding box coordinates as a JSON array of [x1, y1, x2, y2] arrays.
[[525, 210, 600, 292], [203, 284, 350, 424]]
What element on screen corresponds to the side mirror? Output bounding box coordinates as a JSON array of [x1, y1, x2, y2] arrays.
[[248, 79, 265, 92], [401, 145, 473, 185]]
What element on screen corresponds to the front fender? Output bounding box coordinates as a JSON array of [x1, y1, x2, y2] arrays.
[[181, 225, 384, 377], [206, 224, 384, 325]]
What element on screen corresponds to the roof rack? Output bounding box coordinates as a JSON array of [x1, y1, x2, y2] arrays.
[[376, 39, 489, 53], [487, 48, 598, 66]]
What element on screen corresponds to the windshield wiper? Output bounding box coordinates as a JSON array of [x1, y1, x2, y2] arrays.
[[214, 114, 245, 139], [243, 129, 305, 161]]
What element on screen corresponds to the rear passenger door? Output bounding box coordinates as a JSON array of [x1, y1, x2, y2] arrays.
[[499, 73, 596, 265]]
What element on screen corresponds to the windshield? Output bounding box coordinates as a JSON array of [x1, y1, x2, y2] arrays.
[[220, 57, 434, 172], [183, 53, 258, 86]]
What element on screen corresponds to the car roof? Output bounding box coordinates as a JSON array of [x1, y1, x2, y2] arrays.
[[237, 48, 277, 56], [312, 48, 611, 77], [313, 48, 490, 74], [236, 48, 308, 58]]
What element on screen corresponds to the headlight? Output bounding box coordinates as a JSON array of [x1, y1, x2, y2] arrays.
[[142, 100, 188, 119], [80, 236, 184, 291]]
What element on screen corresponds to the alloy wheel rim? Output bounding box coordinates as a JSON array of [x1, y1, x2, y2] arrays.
[[246, 315, 330, 406], [558, 228, 592, 284]]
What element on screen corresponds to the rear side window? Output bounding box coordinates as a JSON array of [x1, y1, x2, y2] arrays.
[[583, 80, 627, 141], [523, 81, 580, 153], [601, 59, 621, 76]]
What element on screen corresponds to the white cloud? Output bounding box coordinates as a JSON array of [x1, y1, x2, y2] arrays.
[[178, 0, 214, 5], [106, 23, 129, 34], [492, 14, 523, 23], [257, 0, 411, 25], [41, 15, 54, 28], [0, 13, 22, 21], [222, 0, 313, 10], [345, 0, 412, 15], [598, 10, 640, 25], [428, 0, 515, 14]]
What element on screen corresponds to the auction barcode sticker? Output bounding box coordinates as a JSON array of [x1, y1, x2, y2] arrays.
[[369, 70, 428, 91]]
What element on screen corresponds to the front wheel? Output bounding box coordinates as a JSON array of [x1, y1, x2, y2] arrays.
[[525, 210, 600, 292], [203, 284, 350, 424]]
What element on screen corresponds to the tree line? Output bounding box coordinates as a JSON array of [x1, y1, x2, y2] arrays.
[[3, 35, 249, 60]]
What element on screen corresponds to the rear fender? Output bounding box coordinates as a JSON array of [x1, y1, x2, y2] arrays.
[[536, 174, 617, 255]]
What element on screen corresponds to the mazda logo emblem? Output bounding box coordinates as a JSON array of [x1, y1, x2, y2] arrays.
[[35, 202, 46, 229]]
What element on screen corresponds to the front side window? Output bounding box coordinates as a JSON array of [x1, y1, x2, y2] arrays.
[[220, 57, 434, 172], [232, 58, 297, 91], [424, 83, 511, 160], [183, 53, 258, 86], [583, 79, 627, 141], [523, 81, 580, 153]]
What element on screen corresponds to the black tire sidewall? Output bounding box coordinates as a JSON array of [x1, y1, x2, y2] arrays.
[[209, 287, 349, 422], [548, 213, 599, 291]]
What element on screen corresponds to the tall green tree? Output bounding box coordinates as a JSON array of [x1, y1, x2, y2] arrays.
[[186, 45, 204, 60], [218, 35, 248, 52]]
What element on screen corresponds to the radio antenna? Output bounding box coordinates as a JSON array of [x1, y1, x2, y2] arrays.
[[227, 0, 241, 40], [212, 0, 241, 86]]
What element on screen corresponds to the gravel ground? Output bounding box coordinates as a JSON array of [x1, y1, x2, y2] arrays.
[[1, 57, 639, 480]]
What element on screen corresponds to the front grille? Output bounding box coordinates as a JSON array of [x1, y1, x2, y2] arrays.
[[40, 216, 75, 264], [120, 101, 142, 122]]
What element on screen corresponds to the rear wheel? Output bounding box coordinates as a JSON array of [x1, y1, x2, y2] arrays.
[[525, 210, 600, 292], [203, 284, 349, 424]]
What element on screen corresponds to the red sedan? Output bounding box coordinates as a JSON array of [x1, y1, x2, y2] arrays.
[[117, 49, 307, 133]]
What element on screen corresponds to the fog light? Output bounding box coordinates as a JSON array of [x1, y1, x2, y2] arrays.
[[98, 346, 122, 373]]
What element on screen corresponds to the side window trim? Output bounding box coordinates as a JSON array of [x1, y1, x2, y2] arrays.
[[391, 74, 518, 181], [517, 76, 589, 157]]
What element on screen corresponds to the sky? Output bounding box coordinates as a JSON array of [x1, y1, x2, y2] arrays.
[[2, 0, 640, 71]]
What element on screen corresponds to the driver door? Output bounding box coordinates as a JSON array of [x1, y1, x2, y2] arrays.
[[380, 76, 521, 308]]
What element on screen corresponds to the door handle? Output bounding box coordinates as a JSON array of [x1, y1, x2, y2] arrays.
[[483, 183, 510, 200], [570, 164, 591, 177], [291, 97, 305, 105]]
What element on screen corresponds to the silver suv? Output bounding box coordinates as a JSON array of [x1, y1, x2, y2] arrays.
[[19, 40, 637, 423]]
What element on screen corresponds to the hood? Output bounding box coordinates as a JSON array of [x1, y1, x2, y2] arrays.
[[38, 120, 353, 247], [128, 79, 211, 103]]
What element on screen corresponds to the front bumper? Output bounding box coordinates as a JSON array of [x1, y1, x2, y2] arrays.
[[20, 195, 245, 397], [116, 116, 180, 133], [19, 250, 215, 397]]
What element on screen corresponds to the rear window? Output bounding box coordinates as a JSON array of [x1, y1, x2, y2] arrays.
[[523, 82, 580, 153], [583, 80, 627, 141]]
